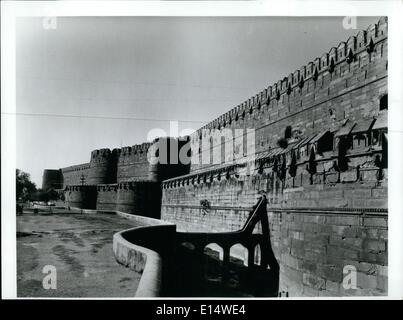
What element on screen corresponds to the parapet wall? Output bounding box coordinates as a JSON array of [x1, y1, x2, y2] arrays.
[[113, 223, 176, 297]]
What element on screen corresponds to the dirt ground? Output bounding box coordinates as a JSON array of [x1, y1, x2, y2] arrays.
[[17, 211, 143, 297]]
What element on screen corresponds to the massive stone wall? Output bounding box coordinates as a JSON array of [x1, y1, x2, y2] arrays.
[[61, 163, 91, 188], [161, 165, 388, 296], [60, 138, 189, 186], [96, 184, 118, 211], [271, 184, 387, 297], [61, 138, 187, 219], [189, 17, 387, 174], [161, 17, 388, 297]]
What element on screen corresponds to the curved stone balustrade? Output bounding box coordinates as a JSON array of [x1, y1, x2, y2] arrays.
[[113, 228, 163, 297], [112, 217, 176, 297]]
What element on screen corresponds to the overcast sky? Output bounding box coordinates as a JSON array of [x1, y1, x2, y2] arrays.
[[16, 16, 380, 186]]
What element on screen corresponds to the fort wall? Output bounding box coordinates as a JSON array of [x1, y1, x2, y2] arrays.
[[61, 163, 91, 188], [148, 137, 191, 182], [57, 18, 388, 296], [116, 181, 162, 219], [189, 17, 387, 174], [96, 184, 118, 211], [160, 18, 388, 297], [42, 169, 63, 190], [117, 143, 151, 183], [64, 185, 98, 209], [87, 148, 118, 185], [161, 166, 387, 296]]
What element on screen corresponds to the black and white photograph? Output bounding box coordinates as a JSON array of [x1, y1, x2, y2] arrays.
[[2, 0, 403, 303]]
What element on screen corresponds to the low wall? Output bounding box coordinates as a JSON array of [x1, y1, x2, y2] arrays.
[[113, 229, 163, 297], [112, 217, 176, 297]]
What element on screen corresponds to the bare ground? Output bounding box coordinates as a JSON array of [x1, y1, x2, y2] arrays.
[[17, 211, 142, 297]]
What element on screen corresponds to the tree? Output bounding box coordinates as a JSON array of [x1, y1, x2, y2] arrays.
[[16, 169, 37, 201]]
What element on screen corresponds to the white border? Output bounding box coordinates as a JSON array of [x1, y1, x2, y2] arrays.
[[2, 0, 402, 300]]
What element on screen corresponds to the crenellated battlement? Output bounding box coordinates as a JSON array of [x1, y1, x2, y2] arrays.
[[117, 142, 151, 159], [192, 17, 387, 140], [59, 17, 388, 187]]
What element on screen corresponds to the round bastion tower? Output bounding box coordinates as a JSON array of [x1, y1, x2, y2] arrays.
[[87, 148, 118, 185]]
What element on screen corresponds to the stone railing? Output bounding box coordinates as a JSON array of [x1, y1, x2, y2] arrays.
[[112, 216, 175, 297]]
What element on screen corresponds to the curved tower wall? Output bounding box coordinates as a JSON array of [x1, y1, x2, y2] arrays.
[[148, 137, 191, 182], [87, 148, 118, 185], [64, 185, 98, 209], [116, 181, 162, 218], [96, 184, 118, 211], [42, 169, 63, 190]]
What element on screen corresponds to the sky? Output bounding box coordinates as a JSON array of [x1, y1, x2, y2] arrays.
[[15, 16, 381, 186]]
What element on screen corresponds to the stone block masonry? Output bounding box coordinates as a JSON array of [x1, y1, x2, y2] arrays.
[[161, 172, 387, 296]]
